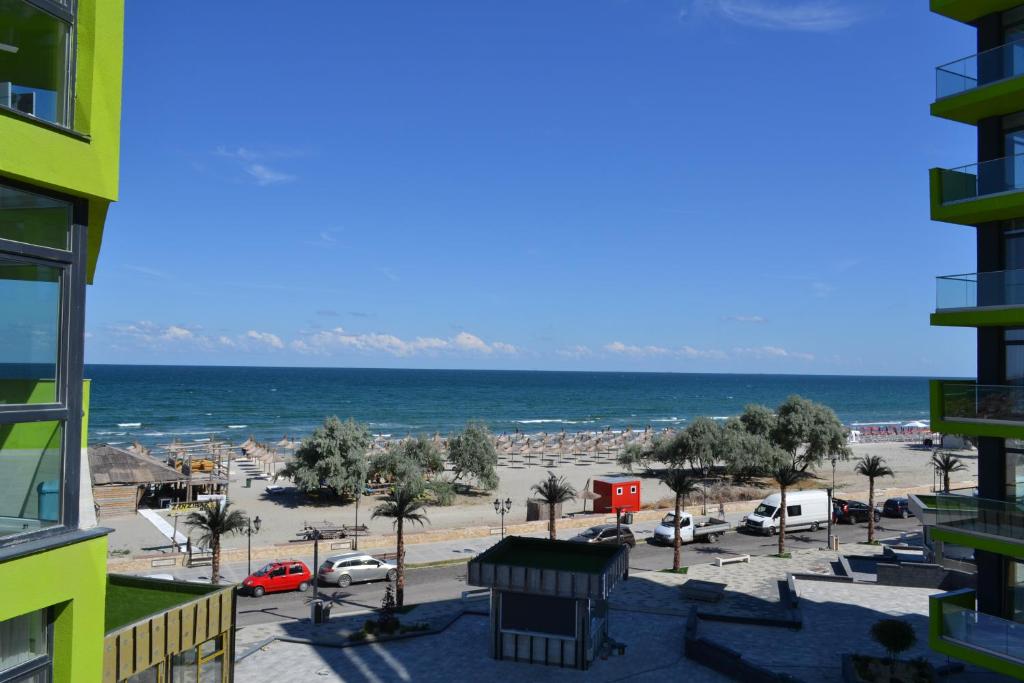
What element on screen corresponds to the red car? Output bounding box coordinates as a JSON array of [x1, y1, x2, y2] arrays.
[[241, 560, 312, 597]]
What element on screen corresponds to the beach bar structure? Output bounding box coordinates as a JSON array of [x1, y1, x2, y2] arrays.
[[89, 444, 193, 519], [467, 536, 628, 670]]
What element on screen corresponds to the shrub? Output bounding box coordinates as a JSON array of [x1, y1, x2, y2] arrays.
[[425, 479, 456, 506], [871, 618, 916, 670]]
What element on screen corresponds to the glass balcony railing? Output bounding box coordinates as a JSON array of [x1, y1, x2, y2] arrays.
[[938, 153, 1024, 204], [932, 493, 1024, 541], [936, 270, 1024, 310], [937, 39, 1024, 99], [941, 598, 1024, 663], [940, 382, 1024, 425]]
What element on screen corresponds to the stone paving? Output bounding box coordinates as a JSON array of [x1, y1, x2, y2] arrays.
[[235, 611, 730, 683], [700, 579, 1015, 683], [235, 598, 471, 654], [611, 548, 837, 619]]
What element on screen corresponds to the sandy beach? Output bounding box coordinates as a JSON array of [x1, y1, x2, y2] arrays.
[[102, 439, 974, 556]]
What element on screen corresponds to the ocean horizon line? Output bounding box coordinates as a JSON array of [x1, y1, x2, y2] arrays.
[[82, 362, 950, 381]]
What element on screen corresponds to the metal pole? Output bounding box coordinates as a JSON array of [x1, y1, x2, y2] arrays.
[[247, 521, 252, 576], [312, 529, 321, 602], [501, 508, 505, 539], [828, 458, 837, 550], [354, 493, 360, 551]]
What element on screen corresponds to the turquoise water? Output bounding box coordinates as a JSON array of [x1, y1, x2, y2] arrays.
[[84, 365, 932, 448]]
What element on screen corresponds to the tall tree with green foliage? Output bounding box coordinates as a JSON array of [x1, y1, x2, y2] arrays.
[[531, 471, 577, 540], [186, 501, 248, 584], [372, 481, 429, 607], [770, 462, 807, 556], [283, 417, 372, 499], [659, 468, 699, 571], [855, 455, 894, 543], [931, 451, 966, 494], [769, 395, 852, 472], [446, 422, 499, 490]]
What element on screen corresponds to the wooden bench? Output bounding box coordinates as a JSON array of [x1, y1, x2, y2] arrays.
[[714, 554, 750, 567]]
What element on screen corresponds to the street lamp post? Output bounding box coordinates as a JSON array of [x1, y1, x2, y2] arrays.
[[493, 497, 512, 538], [245, 515, 261, 576], [828, 456, 837, 550], [310, 527, 322, 602]]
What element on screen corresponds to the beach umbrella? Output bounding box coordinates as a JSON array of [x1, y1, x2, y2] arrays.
[[902, 420, 930, 429], [580, 478, 602, 513]]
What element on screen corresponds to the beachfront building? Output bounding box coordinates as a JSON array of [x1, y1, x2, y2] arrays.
[[0, 3, 236, 682], [927, 1, 1024, 677]]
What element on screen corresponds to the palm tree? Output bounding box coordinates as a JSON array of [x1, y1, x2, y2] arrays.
[[531, 471, 577, 540], [659, 468, 699, 571], [372, 483, 428, 607], [771, 464, 807, 556], [855, 455, 894, 543], [931, 451, 966, 494], [185, 501, 248, 584]]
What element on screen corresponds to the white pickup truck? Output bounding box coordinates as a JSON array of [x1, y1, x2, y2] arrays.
[[651, 512, 731, 545]]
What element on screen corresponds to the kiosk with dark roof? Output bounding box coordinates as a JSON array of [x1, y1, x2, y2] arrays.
[[467, 536, 629, 669]]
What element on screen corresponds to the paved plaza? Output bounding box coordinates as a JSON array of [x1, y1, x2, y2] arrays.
[[235, 611, 729, 683]]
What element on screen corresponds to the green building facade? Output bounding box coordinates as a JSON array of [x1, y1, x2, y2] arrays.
[[928, 0, 1024, 677], [0, 3, 236, 682]]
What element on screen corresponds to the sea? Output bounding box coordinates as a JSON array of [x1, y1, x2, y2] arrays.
[[84, 365, 933, 449]]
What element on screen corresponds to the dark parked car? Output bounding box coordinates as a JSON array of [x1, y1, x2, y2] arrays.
[[882, 497, 913, 519], [832, 498, 880, 524], [568, 524, 636, 548]]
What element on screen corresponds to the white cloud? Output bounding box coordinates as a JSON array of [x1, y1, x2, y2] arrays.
[[124, 264, 170, 279], [558, 345, 594, 359], [605, 341, 726, 359], [605, 341, 671, 357], [292, 327, 517, 357], [244, 164, 295, 186], [213, 146, 297, 186], [162, 325, 193, 341], [106, 321, 286, 353], [724, 315, 766, 323], [733, 345, 815, 361], [684, 0, 863, 32], [244, 330, 284, 349]]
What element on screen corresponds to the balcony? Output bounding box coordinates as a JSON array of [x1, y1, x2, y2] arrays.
[[931, 0, 1024, 25], [929, 493, 1024, 550], [933, 270, 1024, 326], [930, 380, 1024, 439], [931, 589, 1024, 679], [930, 154, 1024, 226], [933, 40, 1024, 124]]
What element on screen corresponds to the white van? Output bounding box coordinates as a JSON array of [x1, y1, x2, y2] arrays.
[[743, 490, 830, 535]]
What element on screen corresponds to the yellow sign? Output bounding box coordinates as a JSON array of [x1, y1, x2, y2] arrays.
[[168, 502, 207, 516]]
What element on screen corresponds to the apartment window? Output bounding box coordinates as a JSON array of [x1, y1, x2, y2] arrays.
[[0, 179, 84, 544], [0, 609, 52, 683], [1006, 329, 1024, 386], [0, 0, 75, 127]]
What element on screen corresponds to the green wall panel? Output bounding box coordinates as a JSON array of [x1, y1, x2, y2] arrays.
[[931, 0, 1024, 24], [0, 534, 109, 683], [0, 0, 125, 283]]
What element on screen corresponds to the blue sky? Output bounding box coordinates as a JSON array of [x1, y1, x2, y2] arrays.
[[86, 0, 978, 376]]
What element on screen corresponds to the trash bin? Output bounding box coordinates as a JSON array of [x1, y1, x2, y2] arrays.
[[37, 481, 59, 522], [311, 599, 331, 624], [311, 599, 324, 623], [621, 512, 634, 525], [245, 478, 252, 488]]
